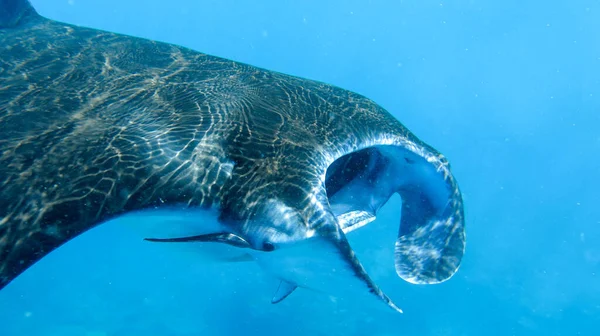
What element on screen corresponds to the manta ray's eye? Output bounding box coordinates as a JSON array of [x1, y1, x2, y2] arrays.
[[262, 241, 275, 251]]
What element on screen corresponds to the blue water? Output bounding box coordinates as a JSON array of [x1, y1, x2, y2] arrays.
[[1, 0, 599, 335]]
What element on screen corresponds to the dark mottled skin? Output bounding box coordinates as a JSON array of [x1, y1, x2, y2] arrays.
[[0, 2, 464, 310]]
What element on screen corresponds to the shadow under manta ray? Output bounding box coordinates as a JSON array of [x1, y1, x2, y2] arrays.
[[0, 0, 466, 313]]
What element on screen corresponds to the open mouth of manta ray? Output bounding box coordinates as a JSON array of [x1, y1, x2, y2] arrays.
[[324, 144, 465, 285]]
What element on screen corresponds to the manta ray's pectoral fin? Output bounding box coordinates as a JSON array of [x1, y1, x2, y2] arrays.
[[144, 232, 251, 249], [271, 280, 298, 304]]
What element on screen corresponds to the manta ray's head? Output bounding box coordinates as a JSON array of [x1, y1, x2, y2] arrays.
[[211, 97, 465, 313], [143, 80, 465, 313]]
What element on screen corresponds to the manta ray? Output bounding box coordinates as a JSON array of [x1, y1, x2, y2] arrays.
[[0, 0, 465, 313]]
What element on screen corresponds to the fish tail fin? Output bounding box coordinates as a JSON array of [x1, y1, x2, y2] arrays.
[[0, 0, 39, 28]]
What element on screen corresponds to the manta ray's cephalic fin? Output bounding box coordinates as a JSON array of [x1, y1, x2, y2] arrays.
[[144, 232, 251, 248]]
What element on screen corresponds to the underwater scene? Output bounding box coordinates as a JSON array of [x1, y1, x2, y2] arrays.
[[0, 0, 598, 335]]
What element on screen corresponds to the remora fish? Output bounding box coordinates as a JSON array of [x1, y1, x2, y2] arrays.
[[0, 0, 465, 313]]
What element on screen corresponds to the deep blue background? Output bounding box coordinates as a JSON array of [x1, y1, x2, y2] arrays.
[[1, 0, 599, 335]]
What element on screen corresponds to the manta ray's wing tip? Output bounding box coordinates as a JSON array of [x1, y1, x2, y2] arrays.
[[389, 300, 404, 314], [383, 295, 403, 314], [271, 280, 298, 304]]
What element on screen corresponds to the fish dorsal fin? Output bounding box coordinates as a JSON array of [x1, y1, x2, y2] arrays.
[[0, 0, 39, 28], [271, 280, 297, 304], [337, 210, 376, 234]]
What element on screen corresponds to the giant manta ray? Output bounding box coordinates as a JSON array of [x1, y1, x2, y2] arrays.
[[0, 0, 465, 313]]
